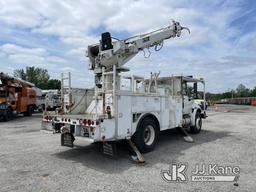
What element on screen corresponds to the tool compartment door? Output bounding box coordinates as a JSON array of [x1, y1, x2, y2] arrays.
[[117, 95, 132, 137]]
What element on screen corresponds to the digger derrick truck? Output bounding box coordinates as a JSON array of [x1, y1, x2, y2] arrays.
[[0, 72, 37, 121], [42, 21, 206, 159]]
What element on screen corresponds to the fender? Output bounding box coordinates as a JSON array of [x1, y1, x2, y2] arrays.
[[134, 112, 160, 133], [191, 107, 201, 126]]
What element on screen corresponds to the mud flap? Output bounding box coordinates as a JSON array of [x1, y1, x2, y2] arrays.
[[52, 122, 62, 133], [61, 133, 75, 148], [103, 142, 118, 158]]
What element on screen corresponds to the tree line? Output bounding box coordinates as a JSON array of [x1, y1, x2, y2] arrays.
[[206, 84, 256, 101], [14, 67, 61, 90], [13, 67, 256, 100]]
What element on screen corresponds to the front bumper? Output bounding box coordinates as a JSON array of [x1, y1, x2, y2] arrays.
[[0, 109, 7, 116]]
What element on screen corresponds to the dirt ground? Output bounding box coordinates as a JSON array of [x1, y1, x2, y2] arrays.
[[0, 104, 255, 192]]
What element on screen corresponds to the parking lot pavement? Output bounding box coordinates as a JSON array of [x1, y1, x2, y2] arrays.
[[0, 105, 255, 192]]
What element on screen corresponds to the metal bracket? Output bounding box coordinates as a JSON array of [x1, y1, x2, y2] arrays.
[[177, 127, 194, 143], [126, 139, 145, 164]]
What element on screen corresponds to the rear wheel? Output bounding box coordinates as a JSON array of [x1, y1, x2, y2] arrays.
[[132, 117, 159, 153], [189, 111, 202, 134], [24, 106, 33, 116]]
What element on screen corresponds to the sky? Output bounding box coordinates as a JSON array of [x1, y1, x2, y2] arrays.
[[0, 0, 255, 93]]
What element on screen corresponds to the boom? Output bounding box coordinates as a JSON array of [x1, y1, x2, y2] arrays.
[[87, 20, 190, 73], [0, 72, 35, 87]]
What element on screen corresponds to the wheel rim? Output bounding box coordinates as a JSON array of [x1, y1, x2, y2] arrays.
[[143, 125, 155, 146], [196, 117, 202, 130]]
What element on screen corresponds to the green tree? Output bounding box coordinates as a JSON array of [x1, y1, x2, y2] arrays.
[[250, 86, 256, 97], [13, 69, 27, 80], [47, 79, 61, 89], [14, 67, 60, 89], [236, 84, 250, 97]]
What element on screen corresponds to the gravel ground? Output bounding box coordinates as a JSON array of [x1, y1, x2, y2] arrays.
[[0, 104, 255, 192]]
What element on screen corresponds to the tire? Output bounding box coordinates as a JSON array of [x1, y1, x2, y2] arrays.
[[24, 106, 33, 116], [132, 117, 159, 153], [3, 109, 12, 121], [189, 111, 202, 134]]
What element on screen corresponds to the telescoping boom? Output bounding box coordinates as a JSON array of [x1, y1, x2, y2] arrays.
[[87, 20, 190, 74]]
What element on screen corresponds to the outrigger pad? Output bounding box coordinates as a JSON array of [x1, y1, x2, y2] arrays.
[[126, 139, 145, 164], [61, 133, 74, 148], [177, 127, 194, 143], [183, 135, 194, 143]]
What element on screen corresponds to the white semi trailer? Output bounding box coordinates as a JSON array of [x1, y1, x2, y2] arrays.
[[42, 20, 206, 161]]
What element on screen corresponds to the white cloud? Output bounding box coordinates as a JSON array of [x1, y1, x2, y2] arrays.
[[0, 0, 41, 28], [1, 44, 47, 56], [0, 0, 255, 92], [0, 43, 67, 70], [8, 54, 45, 65]]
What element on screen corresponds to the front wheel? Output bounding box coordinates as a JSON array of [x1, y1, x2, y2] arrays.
[[3, 109, 12, 121], [132, 117, 159, 153], [189, 111, 202, 134]]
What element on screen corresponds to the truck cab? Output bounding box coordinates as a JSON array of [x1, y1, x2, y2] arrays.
[[0, 88, 17, 121], [0, 73, 37, 121], [179, 76, 207, 118]]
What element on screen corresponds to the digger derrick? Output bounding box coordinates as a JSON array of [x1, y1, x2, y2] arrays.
[[42, 20, 206, 161], [0, 72, 37, 120]]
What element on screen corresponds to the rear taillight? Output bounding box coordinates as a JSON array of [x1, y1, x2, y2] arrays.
[[83, 119, 87, 125], [88, 119, 91, 126]]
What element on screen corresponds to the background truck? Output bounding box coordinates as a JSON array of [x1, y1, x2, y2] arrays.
[[42, 20, 206, 159], [0, 72, 37, 121], [38, 90, 61, 111]]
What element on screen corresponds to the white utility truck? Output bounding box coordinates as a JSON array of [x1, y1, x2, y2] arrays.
[[43, 91, 61, 111], [42, 20, 206, 161]]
